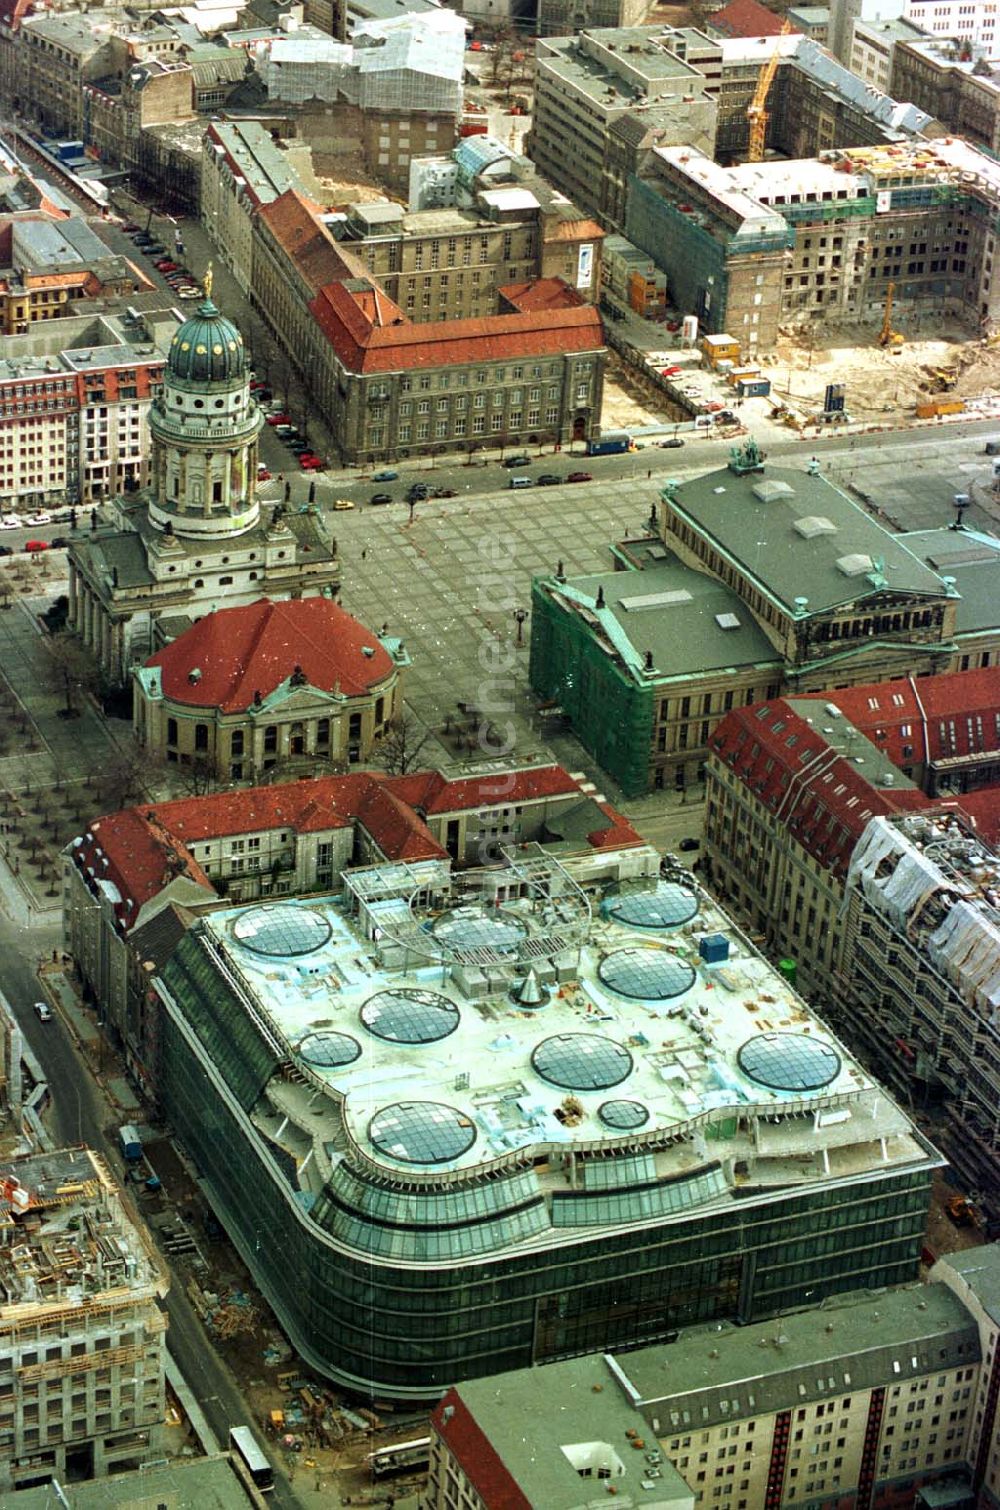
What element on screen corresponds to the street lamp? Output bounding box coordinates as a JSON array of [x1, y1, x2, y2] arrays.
[[513, 608, 528, 646]]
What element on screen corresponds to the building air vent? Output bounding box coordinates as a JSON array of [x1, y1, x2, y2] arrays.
[[715, 612, 740, 630], [794, 515, 837, 539], [836, 553, 874, 577], [751, 480, 794, 503], [619, 589, 692, 610]]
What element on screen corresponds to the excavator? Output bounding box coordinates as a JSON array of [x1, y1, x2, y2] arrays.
[[878, 282, 904, 350]]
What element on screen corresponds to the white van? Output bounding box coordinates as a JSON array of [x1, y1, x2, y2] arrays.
[[509, 476, 533, 489]]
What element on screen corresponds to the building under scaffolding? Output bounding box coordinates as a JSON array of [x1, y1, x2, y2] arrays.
[[843, 812, 1000, 1200], [0, 1148, 167, 1491], [154, 843, 939, 1400]]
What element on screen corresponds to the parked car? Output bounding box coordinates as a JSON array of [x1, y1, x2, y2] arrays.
[[131, 232, 152, 244], [370, 492, 393, 504], [659, 437, 685, 448], [373, 469, 398, 481], [430, 487, 457, 498], [502, 454, 531, 468], [24, 510, 51, 525], [704, 400, 724, 413], [300, 456, 323, 471], [0, 545, 12, 556], [679, 837, 701, 852], [716, 410, 737, 424], [333, 497, 356, 510], [33, 1001, 52, 1022], [0, 514, 23, 529], [266, 413, 291, 426], [509, 476, 532, 490], [407, 483, 428, 503], [567, 471, 593, 483], [537, 474, 562, 486], [660, 364, 682, 377], [178, 288, 201, 299], [142, 243, 167, 257], [24, 539, 50, 552], [155, 260, 177, 273], [286, 439, 310, 453], [48, 536, 69, 549], [122, 222, 141, 233]]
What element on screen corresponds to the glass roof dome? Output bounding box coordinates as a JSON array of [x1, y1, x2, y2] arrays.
[[167, 296, 246, 385]]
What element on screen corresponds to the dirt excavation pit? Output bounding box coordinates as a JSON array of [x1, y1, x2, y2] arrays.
[[769, 316, 1000, 424]]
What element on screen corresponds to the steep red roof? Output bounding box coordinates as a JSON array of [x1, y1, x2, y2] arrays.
[[72, 765, 641, 926], [144, 598, 394, 712], [799, 668, 1000, 773], [710, 701, 931, 878], [256, 190, 365, 291], [309, 278, 604, 374], [710, 0, 798, 36], [75, 809, 214, 928], [954, 787, 1000, 848], [498, 278, 587, 313], [431, 1390, 531, 1510]]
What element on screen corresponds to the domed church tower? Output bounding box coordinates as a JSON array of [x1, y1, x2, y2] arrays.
[[66, 270, 340, 688], [148, 270, 263, 539]]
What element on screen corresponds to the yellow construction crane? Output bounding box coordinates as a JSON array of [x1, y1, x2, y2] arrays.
[[747, 20, 792, 163], [878, 281, 904, 349]]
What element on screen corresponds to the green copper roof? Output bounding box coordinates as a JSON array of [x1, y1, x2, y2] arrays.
[[168, 296, 246, 384]]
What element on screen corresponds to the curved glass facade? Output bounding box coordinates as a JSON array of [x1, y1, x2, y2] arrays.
[[159, 929, 935, 1401]]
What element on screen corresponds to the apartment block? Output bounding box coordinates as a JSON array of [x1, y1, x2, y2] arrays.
[[892, 34, 1000, 155], [851, 15, 928, 94], [15, 12, 121, 138], [704, 670, 1000, 1208], [426, 1247, 1000, 1509], [0, 214, 140, 336], [201, 120, 312, 293], [0, 1148, 166, 1493], [0, 308, 167, 509], [530, 27, 720, 227]]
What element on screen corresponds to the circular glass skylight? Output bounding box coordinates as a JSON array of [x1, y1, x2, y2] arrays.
[[598, 948, 695, 1001], [532, 1033, 633, 1092], [360, 989, 460, 1044], [599, 1099, 650, 1131], [297, 1032, 361, 1069], [606, 881, 699, 931], [737, 1033, 841, 1093], [369, 1101, 477, 1166], [432, 906, 527, 954], [231, 905, 332, 957]]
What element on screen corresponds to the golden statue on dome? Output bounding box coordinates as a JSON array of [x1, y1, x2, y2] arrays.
[[203, 263, 213, 302]]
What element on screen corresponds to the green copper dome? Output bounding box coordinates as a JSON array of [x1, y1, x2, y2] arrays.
[[167, 296, 246, 384]]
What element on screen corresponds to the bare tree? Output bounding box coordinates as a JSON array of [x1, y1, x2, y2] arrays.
[[46, 633, 99, 719], [96, 747, 150, 811], [371, 711, 434, 777]]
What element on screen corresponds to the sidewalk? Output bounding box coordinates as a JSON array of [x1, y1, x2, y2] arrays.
[[39, 963, 142, 1118]]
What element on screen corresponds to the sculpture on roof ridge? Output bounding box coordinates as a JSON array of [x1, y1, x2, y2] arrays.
[[728, 435, 765, 475]]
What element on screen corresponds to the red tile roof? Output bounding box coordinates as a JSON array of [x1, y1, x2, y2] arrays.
[[309, 278, 604, 374], [256, 190, 365, 292], [711, 0, 798, 36], [799, 668, 1000, 773], [710, 701, 931, 877], [431, 1390, 531, 1510], [498, 278, 587, 313], [543, 218, 605, 243], [75, 809, 214, 931], [953, 787, 1000, 848], [144, 598, 395, 712], [72, 764, 642, 925]]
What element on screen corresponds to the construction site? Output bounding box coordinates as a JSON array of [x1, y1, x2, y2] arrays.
[[0, 1147, 167, 1493]]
